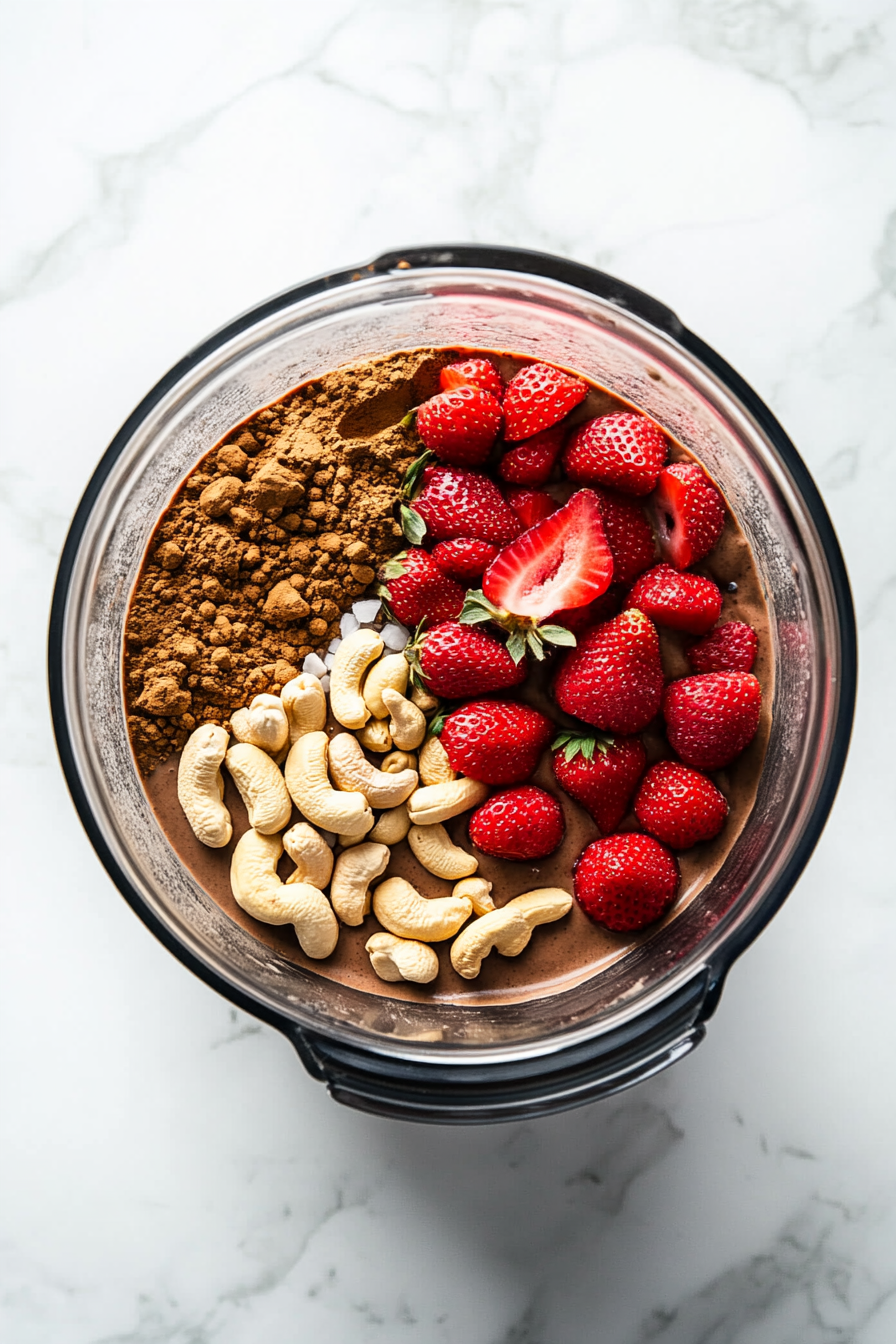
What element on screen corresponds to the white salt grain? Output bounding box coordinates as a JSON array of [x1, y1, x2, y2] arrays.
[[302, 652, 327, 678], [319, 673, 330, 694], [324, 652, 336, 670], [328, 638, 342, 653], [381, 622, 410, 651], [353, 598, 382, 624], [340, 611, 360, 637]]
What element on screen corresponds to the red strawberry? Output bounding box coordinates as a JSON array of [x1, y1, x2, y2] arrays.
[[415, 386, 502, 467], [498, 425, 565, 486], [627, 563, 722, 635], [563, 412, 667, 496], [504, 485, 559, 530], [440, 357, 505, 402], [663, 672, 761, 770], [649, 463, 725, 569], [482, 489, 613, 621], [553, 609, 664, 734], [441, 700, 554, 784], [414, 466, 523, 546], [552, 587, 624, 633], [468, 785, 565, 860], [687, 621, 758, 674], [431, 537, 499, 585], [412, 621, 527, 698], [551, 733, 647, 833], [574, 834, 679, 932], [593, 489, 657, 586], [634, 761, 729, 849], [502, 362, 588, 441], [378, 548, 465, 627]]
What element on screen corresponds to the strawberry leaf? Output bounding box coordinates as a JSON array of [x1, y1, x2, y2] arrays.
[[399, 408, 418, 431], [539, 624, 577, 648], [428, 711, 447, 736], [400, 450, 434, 500], [400, 504, 427, 545], [458, 589, 503, 625], [525, 628, 546, 660], [379, 556, 408, 580], [506, 629, 528, 664], [551, 730, 615, 762]]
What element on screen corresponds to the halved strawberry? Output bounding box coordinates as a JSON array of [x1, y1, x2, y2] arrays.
[[415, 385, 502, 467], [408, 464, 523, 546], [440, 357, 505, 402], [498, 425, 565, 485], [505, 485, 559, 529], [649, 463, 726, 569], [502, 362, 588, 441], [627, 563, 722, 635], [563, 412, 667, 496], [378, 548, 465, 627], [430, 537, 499, 584]]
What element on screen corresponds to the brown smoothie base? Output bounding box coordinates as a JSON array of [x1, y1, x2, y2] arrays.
[[136, 349, 773, 1008]]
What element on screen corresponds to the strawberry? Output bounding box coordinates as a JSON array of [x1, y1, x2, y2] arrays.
[[498, 425, 565, 486], [430, 537, 499, 585], [409, 621, 527, 698], [663, 671, 761, 770], [504, 485, 559, 529], [411, 465, 523, 546], [551, 732, 647, 833], [552, 587, 624, 634], [440, 357, 505, 402], [552, 609, 664, 734], [440, 700, 554, 784], [502, 362, 588, 441], [378, 548, 465, 627], [634, 761, 729, 849], [593, 489, 657, 586], [574, 834, 679, 932], [468, 785, 565, 860], [563, 412, 667, 496], [649, 463, 725, 569], [627, 563, 722, 635], [415, 385, 502, 467], [687, 621, 758, 674]]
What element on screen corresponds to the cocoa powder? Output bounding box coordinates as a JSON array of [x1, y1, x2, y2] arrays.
[[124, 348, 456, 774]]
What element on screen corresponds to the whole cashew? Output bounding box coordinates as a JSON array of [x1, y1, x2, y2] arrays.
[[281, 674, 327, 745], [381, 750, 417, 774], [177, 724, 232, 848], [449, 887, 573, 979], [410, 684, 439, 712], [453, 876, 495, 916], [328, 732, 418, 808], [329, 628, 383, 729], [283, 821, 334, 889], [408, 823, 478, 880], [284, 731, 373, 838], [230, 693, 289, 755], [330, 842, 391, 925], [230, 828, 338, 959], [381, 687, 426, 751], [406, 778, 489, 826], [369, 804, 411, 846], [357, 718, 392, 753], [372, 876, 472, 942], [363, 653, 409, 719], [418, 734, 456, 786], [365, 932, 439, 984], [224, 742, 293, 835]]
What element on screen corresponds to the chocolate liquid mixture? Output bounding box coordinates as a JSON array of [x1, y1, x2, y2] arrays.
[[133, 351, 773, 1007]]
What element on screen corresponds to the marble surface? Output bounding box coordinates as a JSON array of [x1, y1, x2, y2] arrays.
[[2, 1, 895, 1340]]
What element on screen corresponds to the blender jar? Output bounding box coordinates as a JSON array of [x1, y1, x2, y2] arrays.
[[49, 245, 856, 1123]]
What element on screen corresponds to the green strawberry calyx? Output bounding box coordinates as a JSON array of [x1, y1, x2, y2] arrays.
[[551, 730, 615, 762], [458, 589, 577, 664], [397, 451, 434, 545]]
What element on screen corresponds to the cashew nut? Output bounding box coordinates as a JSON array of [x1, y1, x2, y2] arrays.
[[284, 731, 373, 838], [337, 832, 365, 849], [363, 653, 409, 719], [177, 724, 232, 848], [381, 687, 426, 751], [406, 778, 489, 826], [281, 674, 327, 744], [330, 842, 391, 925], [381, 750, 417, 774], [408, 823, 478, 880], [357, 718, 392, 753], [283, 821, 334, 889], [410, 684, 439, 712], [365, 932, 439, 984], [449, 887, 573, 979], [329, 628, 383, 729], [372, 876, 472, 942], [453, 876, 496, 916], [369, 804, 411, 846], [230, 693, 289, 755], [230, 828, 338, 959], [224, 742, 293, 835], [418, 734, 456, 786], [328, 732, 418, 808]]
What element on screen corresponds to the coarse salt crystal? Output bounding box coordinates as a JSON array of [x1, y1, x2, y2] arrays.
[[324, 652, 336, 670], [302, 652, 327, 678], [328, 638, 342, 653], [340, 611, 360, 637], [353, 598, 382, 624], [381, 622, 410, 651], [319, 673, 330, 694]]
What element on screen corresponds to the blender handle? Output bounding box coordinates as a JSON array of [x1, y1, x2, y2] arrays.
[[283, 966, 716, 1124]]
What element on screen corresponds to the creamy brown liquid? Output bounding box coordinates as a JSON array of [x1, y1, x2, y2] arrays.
[[137, 353, 773, 1007]]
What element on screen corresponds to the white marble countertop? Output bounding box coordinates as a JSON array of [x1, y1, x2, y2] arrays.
[[2, 2, 895, 1340]]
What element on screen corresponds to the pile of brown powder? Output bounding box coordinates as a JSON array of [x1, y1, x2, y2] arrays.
[[124, 347, 456, 775]]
